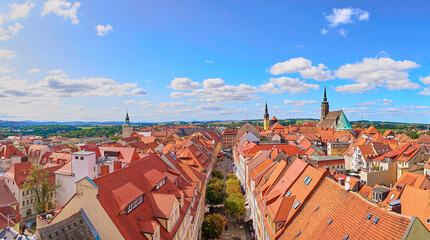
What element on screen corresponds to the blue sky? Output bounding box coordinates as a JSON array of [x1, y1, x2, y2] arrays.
[[1, 0, 430, 123]]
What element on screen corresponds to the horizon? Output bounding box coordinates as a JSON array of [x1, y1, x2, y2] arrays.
[[1, 1, 430, 123]]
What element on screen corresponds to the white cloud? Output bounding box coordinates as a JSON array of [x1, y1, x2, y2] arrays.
[[283, 100, 317, 107], [9, 1, 36, 20], [335, 82, 374, 94], [0, 2, 34, 41], [202, 78, 225, 89], [124, 100, 155, 108], [323, 7, 369, 36], [419, 76, 430, 85], [358, 99, 393, 106], [130, 88, 147, 95], [205, 60, 213, 63], [259, 77, 319, 94], [326, 8, 370, 27], [168, 77, 201, 90], [0, 49, 16, 59], [337, 28, 347, 37], [96, 24, 113, 36], [335, 57, 420, 93], [255, 103, 262, 106], [0, 65, 14, 74], [272, 106, 280, 110], [269, 57, 311, 75], [158, 102, 191, 108], [28, 68, 41, 74], [41, 0, 80, 25], [418, 88, 430, 96], [320, 28, 328, 35], [269, 57, 334, 81]]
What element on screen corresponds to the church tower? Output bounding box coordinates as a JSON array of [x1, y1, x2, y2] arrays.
[[321, 85, 330, 121], [122, 111, 133, 138], [264, 101, 270, 130]]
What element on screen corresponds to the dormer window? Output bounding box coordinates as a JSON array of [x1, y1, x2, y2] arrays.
[[155, 177, 166, 191], [126, 194, 144, 214]]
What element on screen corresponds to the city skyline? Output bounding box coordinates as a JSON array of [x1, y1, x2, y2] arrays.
[[1, 0, 430, 123]]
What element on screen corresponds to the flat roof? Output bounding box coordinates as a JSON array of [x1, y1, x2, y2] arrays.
[[72, 151, 96, 156], [308, 156, 344, 161]]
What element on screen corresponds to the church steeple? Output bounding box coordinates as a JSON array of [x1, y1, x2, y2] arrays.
[[125, 111, 130, 125], [264, 101, 270, 130], [321, 85, 330, 121]]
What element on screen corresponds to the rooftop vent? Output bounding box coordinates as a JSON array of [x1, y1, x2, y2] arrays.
[[373, 217, 379, 224]]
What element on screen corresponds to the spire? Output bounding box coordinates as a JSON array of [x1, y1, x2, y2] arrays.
[[125, 110, 130, 125], [264, 100, 269, 119], [323, 85, 327, 102]]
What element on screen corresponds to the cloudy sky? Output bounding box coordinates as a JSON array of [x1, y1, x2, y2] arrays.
[[1, 0, 430, 123]]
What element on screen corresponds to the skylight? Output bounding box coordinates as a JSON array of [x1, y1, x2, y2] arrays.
[[293, 201, 301, 209], [426, 219, 430, 224], [305, 178, 312, 185], [389, 193, 395, 200], [285, 191, 292, 197], [296, 231, 301, 237], [303, 176, 309, 183], [373, 217, 379, 224], [366, 213, 373, 220], [328, 219, 333, 225], [315, 206, 319, 211], [344, 235, 349, 240]]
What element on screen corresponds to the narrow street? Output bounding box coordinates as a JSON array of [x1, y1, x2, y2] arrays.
[[210, 152, 249, 240]]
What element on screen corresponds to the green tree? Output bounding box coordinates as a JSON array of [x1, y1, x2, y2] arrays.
[[226, 174, 237, 180], [22, 165, 61, 214], [226, 185, 241, 196], [225, 178, 241, 187], [201, 213, 226, 240], [354, 122, 363, 129], [212, 169, 224, 180], [208, 178, 224, 189], [224, 194, 246, 219], [206, 183, 225, 206], [110, 135, 122, 141]]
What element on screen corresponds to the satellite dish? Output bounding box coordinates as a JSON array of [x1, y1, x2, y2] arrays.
[[345, 182, 350, 191], [346, 177, 351, 183]]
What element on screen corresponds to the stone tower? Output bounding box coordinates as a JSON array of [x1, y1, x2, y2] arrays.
[[321, 85, 329, 122], [122, 111, 133, 138], [264, 101, 270, 130]]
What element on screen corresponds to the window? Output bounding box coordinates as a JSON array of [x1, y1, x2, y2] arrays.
[[285, 192, 292, 197], [389, 193, 396, 200], [27, 200, 29, 205], [22, 201, 25, 206], [303, 176, 309, 183], [80, 157, 84, 160], [366, 213, 373, 220], [328, 219, 333, 225], [126, 194, 144, 214], [75, 156, 79, 160], [155, 178, 166, 191], [305, 178, 312, 185], [373, 217, 379, 224], [293, 201, 301, 209]]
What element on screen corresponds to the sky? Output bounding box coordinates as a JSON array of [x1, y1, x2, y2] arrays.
[[1, 0, 430, 123]]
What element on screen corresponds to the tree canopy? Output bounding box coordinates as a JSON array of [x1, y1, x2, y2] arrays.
[[206, 183, 225, 206], [212, 169, 224, 180], [201, 213, 226, 240], [225, 194, 246, 218]]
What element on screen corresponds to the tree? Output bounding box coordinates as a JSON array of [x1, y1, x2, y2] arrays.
[[225, 178, 241, 187], [226, 185, 241, 196], [201, 213, 226, 240], [354, 122, 363, 129], [208, 178, 224, 189], [226, 174, 237, 180], [206, 183, 225, 206], [225, 194, 246, 219], [22, 164, 61, 214], [212, 169, 224, 180]]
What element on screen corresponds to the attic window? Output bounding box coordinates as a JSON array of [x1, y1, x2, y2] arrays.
[[303, 176, 309, 183], [285, 192, 292, 197], [366, 213, 373, 220], [126, 194, 144, 214], [373, 217, 379, 224], [293, 201, 301, 209], [305, 178, 312, 185], [155, 177, 166, 191]]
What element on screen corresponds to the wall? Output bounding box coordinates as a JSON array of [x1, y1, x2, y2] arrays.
[[359, 161, 397, 187]]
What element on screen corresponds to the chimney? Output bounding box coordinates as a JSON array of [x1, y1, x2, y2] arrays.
[[100, 165, 109, 177], [114, 161, 122, 172]]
